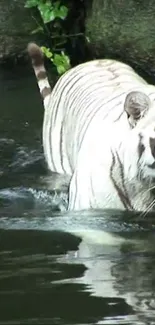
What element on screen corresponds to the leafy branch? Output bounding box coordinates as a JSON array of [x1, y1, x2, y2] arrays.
[[25, 0, 71, 75]]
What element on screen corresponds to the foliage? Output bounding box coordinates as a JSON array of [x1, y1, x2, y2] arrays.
[[41, 46, 70, 74], [25, 0, 71, 75], [25, 0, 68, 23]]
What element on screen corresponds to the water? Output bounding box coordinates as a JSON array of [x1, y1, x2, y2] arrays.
[[0, 63, 155, 325]]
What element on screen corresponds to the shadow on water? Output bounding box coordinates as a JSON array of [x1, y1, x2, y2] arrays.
[[1, 63, 155, 324]]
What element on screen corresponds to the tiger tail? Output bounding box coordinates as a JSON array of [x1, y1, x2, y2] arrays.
[[27, 43, 52, 106]]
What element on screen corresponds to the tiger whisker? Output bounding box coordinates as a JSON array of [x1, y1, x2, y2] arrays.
[[143, 184, 155, 195], [139, 198, 155, 218]]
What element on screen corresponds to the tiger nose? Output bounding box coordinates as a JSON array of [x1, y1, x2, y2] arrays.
[[150, 137, 155, 158]]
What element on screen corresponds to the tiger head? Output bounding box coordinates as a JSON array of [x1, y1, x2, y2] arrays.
[[123, 90, 155, 185]]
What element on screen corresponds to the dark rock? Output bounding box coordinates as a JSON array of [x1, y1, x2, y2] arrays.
[[85, 0, 155, 78], [0, 0, 39, 62]]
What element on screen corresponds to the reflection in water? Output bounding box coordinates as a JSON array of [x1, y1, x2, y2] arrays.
[[1, 210, 155, 324], [0, 64, 155, 324]]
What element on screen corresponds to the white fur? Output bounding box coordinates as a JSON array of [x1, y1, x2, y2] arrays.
[[38, 78, 50, 92], [42, 59, 155, 212]]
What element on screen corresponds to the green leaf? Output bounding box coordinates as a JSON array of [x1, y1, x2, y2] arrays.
[[57, 65, 66, 75], [58, 5, 68, 19], [61, 51, 71, 66], [25, 0, 68, 22], [41, 46, 53, 59], [25, 0, 39, 8], [38, 2, 55, 23], [52, 2, 68, 20], [53, 52, 71, 75]]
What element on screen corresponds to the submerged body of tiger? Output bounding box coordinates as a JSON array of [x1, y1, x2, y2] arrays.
[[28, 43, 155, 213]]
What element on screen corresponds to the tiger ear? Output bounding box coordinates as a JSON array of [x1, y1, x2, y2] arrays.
[[124, 91, 150, 126]]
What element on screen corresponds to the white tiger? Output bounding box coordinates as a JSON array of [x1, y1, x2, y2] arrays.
[[28, 42, 155, 213]]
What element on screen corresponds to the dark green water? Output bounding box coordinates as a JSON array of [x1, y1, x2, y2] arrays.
[[1, 63, 155, 325]]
